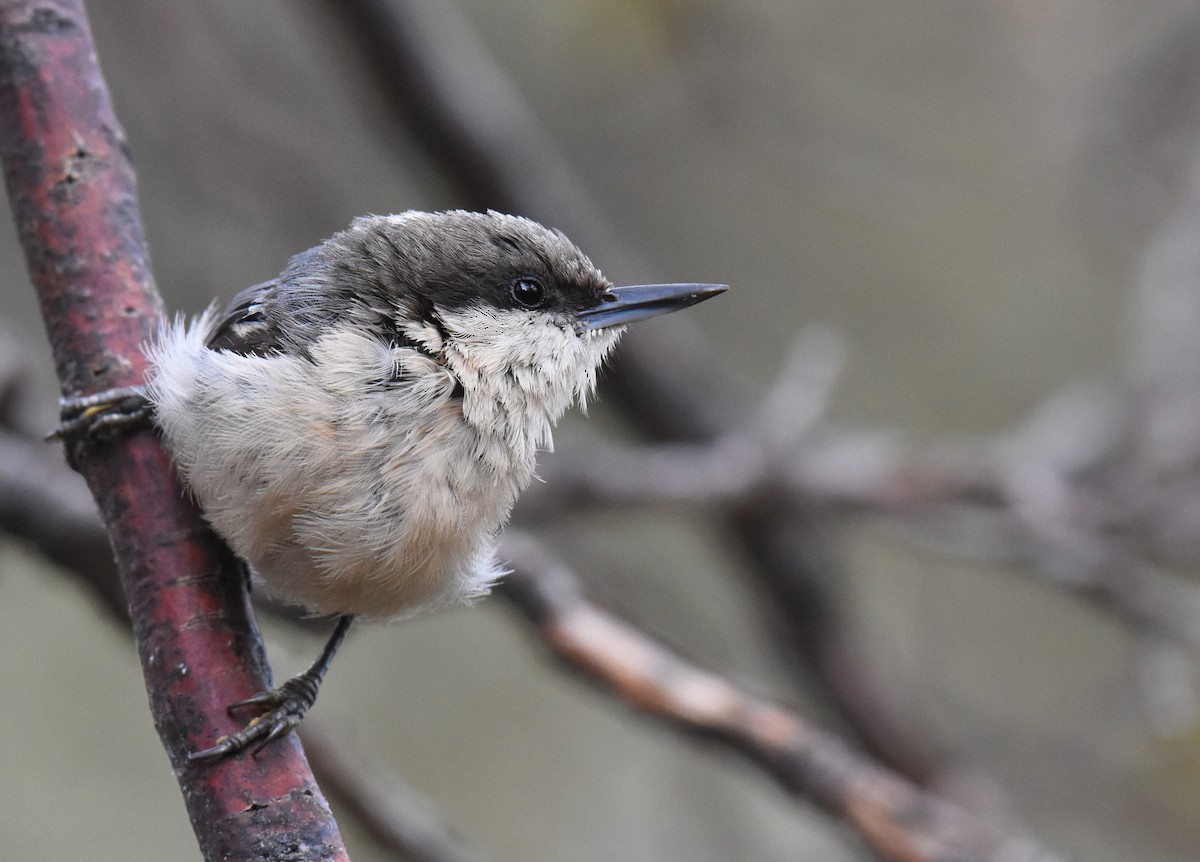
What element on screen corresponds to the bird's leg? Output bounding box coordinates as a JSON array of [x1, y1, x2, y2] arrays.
[[189, 614, 355, 761], [49, 385, 154, 441]]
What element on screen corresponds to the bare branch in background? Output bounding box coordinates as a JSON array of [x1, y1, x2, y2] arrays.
[[0, 426, 123, 618], [521, 360, 1200, 659], [497, 532, 1064, 862]]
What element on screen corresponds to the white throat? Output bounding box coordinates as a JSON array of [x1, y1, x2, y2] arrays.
[[430, 306, 622, 474]]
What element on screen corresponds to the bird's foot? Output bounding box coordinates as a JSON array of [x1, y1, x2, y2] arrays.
[[188, 671, 322, 761], [49, 385, 153, 442], [189, 616, 352, 761]]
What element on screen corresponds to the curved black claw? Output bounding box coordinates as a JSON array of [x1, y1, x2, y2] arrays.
[[188, 673, 321, 761], [189, 615, 354, 762], [50, 385, 153, 442]]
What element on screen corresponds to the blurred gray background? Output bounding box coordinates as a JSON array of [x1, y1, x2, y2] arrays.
[[3, 1, 1200, 859]]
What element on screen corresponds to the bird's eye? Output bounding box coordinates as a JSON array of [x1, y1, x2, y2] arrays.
[[509, 277, 547, 309]]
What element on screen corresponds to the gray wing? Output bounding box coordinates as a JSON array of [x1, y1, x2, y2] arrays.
[[205, 279, 284, 356], [207, 244, 338, 357]]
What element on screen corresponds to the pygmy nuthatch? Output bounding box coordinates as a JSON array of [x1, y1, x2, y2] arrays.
[[61, 209, 726, 758]]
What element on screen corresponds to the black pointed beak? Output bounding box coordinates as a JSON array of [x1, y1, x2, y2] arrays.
[[578, 283, 728, 332]]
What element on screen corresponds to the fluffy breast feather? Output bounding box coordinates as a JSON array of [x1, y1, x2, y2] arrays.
[[144, 305, 619, 619]]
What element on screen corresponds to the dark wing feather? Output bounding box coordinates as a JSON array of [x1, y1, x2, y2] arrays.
[[205, 280, 283, 356]]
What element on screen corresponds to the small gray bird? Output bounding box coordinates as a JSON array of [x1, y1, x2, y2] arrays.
[[62, 209, 725, 758]]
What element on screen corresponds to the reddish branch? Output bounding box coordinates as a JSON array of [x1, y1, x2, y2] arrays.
[[497, 533, 1062, 862], [0, 2, 347, 859]]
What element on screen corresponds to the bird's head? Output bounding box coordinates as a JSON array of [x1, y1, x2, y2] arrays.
[[313, 210, 726, 448]]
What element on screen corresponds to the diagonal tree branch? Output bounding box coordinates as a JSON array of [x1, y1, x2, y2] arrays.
[[497, 532, 1063, 862], [0, 2, 348, 859]]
